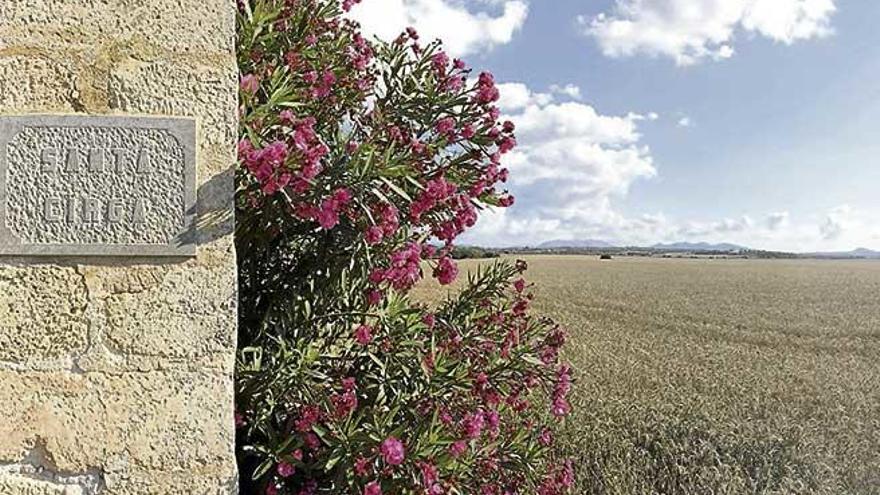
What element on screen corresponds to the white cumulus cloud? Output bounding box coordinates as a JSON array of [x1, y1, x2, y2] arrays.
[[496, 82, 554, 111], [349, 0, 528, 57], [765, 211, 790, 230], [458, 85, 879, 252], [582, 0, 836, 65], [550, 83, 583, 100], [820, 204, 852, 240], [463, 82, 659, 246]]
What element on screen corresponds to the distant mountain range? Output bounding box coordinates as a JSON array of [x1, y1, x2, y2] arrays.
[[535, 239, 748, 252], [538, 239, 615, 249], [801, 248, 880, 259], [528, 240, 880, 258], [650, 242, 748, 252]]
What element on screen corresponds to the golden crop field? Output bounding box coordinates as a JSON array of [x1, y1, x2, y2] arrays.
[[414, 255, 880, 495]]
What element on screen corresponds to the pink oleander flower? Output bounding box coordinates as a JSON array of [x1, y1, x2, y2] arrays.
[[294, 405, 321, 432], [410, 176, 458, 222], [449, 440, 468, 458], [513, 278, 525, 293], [365, 226, 383, 245], [422, 312, 435, 328], [552, 397, 571, 418], [376, 203, 399, 236], [364, 481, 382, 495], [498, 195, 515, 207], [331, 187, 352, 204], [312, 69, 337, 98], [498, 136, 517, 154], [461, 123, 476, 139], [421, 462, 440, 490], [433, 256, 458, 285], [240, 74, 259, 94], [463, 411, 485, 439], [443, 76, 464, 92], [331, 388, 358, 418], [561, 460, 575, 487], [513, 299, 529, 316], [431, 51, 449, 73], [284, 50, 299, 68], [365, 288, 383, 306], [342, 0, 362, 11], [277, 461, 296, 477], [410, 139, 426, 155], [475, 72, 499, 104], [475, 372, 488, 388], [355, 457, 370, 476], [435, 117, 456, 137], [313, 188, 352, 230], [304, 432, 321, 450], [377, 242, 423, 290], [354, 324, 373, 345], [266, 483, 279, 495], [380, 436, 405, 466], [539, 428, 553, 447], [439, 408, 454, 425], [486, 409, 500, 431], [316, 203, 339, 230]]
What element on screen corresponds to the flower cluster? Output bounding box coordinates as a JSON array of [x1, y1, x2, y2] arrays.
[[296, 187, 352, 230], [235, 1, 573, 494], [238, 116, 327, 195]]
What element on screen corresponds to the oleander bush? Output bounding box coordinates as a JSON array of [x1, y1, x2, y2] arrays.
[[234, 0, 573, 493]]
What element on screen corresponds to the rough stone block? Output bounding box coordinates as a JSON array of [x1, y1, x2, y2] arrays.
[[108, 59, 237, 149], [0, 54, 79, 112], [0, 369, 235, 487], [0, 266, 88, 368], [0, 0, 234, 56]]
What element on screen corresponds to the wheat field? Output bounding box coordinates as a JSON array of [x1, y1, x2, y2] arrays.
[[414, 255, 880, 494]]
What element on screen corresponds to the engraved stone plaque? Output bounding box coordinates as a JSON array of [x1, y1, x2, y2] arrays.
[[0, 115, 196, 256]]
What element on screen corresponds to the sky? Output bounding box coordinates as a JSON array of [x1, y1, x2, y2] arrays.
[[350, 0, 880, 252]]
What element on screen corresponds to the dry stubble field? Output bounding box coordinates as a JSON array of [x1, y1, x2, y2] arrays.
[[414, 255, 880, 494]]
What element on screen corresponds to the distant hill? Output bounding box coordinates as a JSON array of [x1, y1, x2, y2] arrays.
[[511, 239, 878, 258], [538, 239, 615, 249], [852, 248, 880, 258], [802, 248, 880, 259], [651, 241, 748, 252]]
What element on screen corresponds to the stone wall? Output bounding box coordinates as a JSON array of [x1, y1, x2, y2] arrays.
[[0, 1, 238, 493]]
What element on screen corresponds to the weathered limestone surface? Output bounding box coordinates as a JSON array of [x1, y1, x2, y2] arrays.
[[0, 1, 238, 493]]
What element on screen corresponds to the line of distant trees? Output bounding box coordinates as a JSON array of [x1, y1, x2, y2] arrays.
[[450, 245, 501, 259]]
